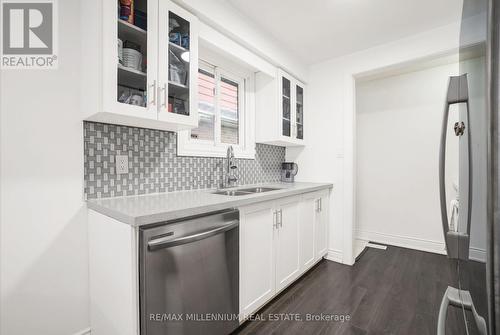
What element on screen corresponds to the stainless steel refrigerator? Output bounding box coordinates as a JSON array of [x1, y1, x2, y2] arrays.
[[437, 0, 499, 334]]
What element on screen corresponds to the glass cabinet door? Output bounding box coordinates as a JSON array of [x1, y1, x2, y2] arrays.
[[104, 0, 158, 119], [295, 84, 304, 140], [282, 76, 291, 137], [167, 11, 190, 116], [158, 1, 198, 127]]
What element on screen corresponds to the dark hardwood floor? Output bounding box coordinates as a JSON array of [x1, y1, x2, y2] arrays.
[[234, 246, 487, 335]]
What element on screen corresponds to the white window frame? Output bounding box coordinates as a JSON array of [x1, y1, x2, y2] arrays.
[[177, 58, 256, 159]]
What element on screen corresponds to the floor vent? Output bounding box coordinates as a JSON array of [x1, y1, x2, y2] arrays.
[[366, 242, 388, 250]]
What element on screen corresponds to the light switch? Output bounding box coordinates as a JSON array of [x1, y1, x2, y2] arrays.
[[115, 155, 129, 174]]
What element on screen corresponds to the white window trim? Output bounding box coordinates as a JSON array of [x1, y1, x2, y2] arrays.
[[177, 58, 256, 159]]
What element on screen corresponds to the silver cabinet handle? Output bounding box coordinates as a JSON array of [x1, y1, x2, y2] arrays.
[[161, 83, 167, 108], [278, 209, 283, 228], [149, 80, 156, 106], [273, 211, 278, 229], [274, 209, 282, 228], [148, 220, 239, 251], [316, 199, 322, 212], [437, 286, 487, 335], [439, 74, 471, 260]]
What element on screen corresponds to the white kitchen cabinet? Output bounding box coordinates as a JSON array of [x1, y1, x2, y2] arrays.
[[88, 210, 139, 335], [157, 1, 198, 128], [274, 197, 301, 292], [299, 194, 318, 271], [255, 69, 306, 146], [315, 190, 329, 260], [239, 201, 276, 318], [84, 0, 198, 132], [299, 190, 330, 272], [239, 195, 304, 317]]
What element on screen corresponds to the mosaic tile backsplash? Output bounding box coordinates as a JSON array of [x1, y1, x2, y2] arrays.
[[84, 122, 286, 199]]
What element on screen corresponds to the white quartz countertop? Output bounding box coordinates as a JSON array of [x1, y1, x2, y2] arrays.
[[87, 182, 333, 226]]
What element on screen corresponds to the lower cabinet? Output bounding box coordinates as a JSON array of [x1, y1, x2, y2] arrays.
[[239, 201, 276, 318], [239, 190, 330, 318], [314, 191, 329, 259], [299, 190, 329, 270], [299, 194, 318, 271], [275, 197, 301, 292]]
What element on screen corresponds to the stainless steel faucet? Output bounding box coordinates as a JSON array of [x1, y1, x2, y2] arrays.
[[220, 146, 238, 188]]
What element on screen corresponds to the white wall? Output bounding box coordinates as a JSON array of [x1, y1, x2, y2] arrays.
[[287, 13, 486, 265], [355, 61, 459, 253], [0, 1, 90, 334]]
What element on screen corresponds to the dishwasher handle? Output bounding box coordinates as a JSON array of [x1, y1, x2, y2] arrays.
[[148, 220, 239, 251]]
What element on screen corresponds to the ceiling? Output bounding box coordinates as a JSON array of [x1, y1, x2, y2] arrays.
[[226, 0, 487, 65]]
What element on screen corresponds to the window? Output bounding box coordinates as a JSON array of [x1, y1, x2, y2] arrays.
[[177, 59, 255, 159], [191, 64, 241, 145], [220, 77, 239, 145], [191, 69, 216, 142]]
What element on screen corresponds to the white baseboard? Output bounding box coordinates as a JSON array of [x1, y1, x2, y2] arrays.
[[469, 247, 486, 263], [354, 239, 369, 259], [72, 328, 91, 335], [356, 230, 486, 262], [356, 230, 447, 255], [325, 249, 343, 263]]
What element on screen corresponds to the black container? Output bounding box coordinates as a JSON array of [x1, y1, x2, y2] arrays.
[[135, 9, 147, 31]]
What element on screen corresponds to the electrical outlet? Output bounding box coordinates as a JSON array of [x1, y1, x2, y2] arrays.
[[115, 155, 129, 174]]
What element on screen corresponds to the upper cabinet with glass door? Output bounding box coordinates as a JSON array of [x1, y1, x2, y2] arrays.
[[84, 0, 199, 132], [281, 76, 292, 138], [295, 81, 305, 140], [157, 1, 198, 128], [255, 69, 306, 146], [101, 0, 159, 123]]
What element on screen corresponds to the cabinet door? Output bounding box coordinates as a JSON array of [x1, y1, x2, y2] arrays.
[[299, 195, 317, 272], [294, 81, 305, 141], [157, 1, 199, 128], [239, 202, 276, 317], [315, 192, 329, 260], [279, 71, 292, 139], [103, 0, 158, 120], [275, 197, 301, 292]]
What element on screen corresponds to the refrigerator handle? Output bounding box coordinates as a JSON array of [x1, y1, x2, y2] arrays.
[[439, 75, 471, 260], [437, 286, 487, 335]]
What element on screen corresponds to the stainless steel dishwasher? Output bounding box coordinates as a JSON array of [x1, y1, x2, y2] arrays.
[[139, 209, 239, 335]]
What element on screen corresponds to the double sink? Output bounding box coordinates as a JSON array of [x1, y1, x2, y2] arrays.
[[213, 187, 281, 196]]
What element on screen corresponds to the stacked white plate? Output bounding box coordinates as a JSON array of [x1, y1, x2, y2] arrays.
[[117, 39, 123, 64], [122, 48, 142, 71]]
